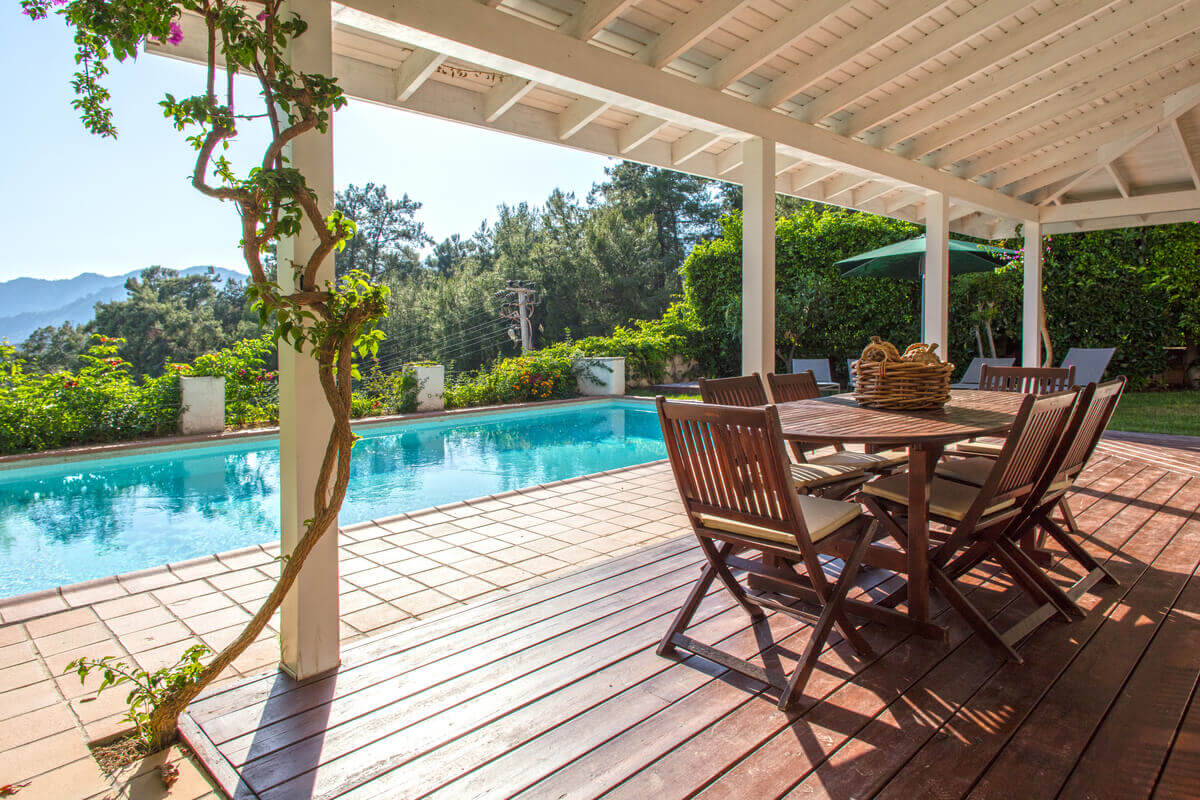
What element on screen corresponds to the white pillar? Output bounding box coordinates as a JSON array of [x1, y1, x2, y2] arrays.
[[742, 137, 775, 376], [1022, 220, 1043, 367], [923, 193, 950, 350], [277, 0, 340, 680]]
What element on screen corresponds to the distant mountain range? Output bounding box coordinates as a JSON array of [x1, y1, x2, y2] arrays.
[[0, 267, 244, 344]]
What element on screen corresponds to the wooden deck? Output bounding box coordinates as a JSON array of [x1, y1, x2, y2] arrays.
[[182, 444, 1200, 800]]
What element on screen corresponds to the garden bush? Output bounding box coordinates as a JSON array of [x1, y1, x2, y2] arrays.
[[445, 350, 577, 408]]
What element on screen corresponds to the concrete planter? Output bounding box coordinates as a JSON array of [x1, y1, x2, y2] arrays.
[[575, 357, 626, 396], [180, 376, 226, 434], [414, 364, 445, 411]]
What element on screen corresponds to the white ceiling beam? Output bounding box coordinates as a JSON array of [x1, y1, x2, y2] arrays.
[[671, 129, 724, 165], [643, 0, 752, 69], [1006, 156, 1092, 197], [885, 189, 927, 213], [917, 28, 1200, 164], [845, 0, 1125, 139], [855, 181, 899, 206], [557, 97, 611, 139], [822, 172, 872, 199], [801, 0, 1034, 124], [1041, 189, 1200, 222], [1042, 207, 1200, 233], [790, 164, 838, 192], [750, 0, 947, 111], [394, 47, 446, 102], [871, 0, 1188, 147], [1041, 83, 1200, 202], [340, 0, 1035, 219], [617, 114, 670, 153], [715, 142, 744, 175], [700, 0, 847, 90], [484, 76, 536, 121], [775, 155, 803, 177], [1105, 162, 1131, 197], [571, 0, 638, 40], [1169, 117, 1200, 188]]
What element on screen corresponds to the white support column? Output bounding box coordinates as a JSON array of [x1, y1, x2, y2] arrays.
[[1022, 220, 1043, 367], [277, 0, 340, 680], [742, 137, 775, 376], [923, 193, 950, 351]]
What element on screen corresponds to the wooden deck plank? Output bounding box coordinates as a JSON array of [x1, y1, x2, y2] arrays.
[[1152, 672, 1200, 798], [1058, 559, 1200, 800], [871, 470, 1200, 800]]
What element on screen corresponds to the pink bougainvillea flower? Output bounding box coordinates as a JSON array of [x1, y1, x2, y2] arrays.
[[257, 10, 269, 21], [168, 21, 183, 45]]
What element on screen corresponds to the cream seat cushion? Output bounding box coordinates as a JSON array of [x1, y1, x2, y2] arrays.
[[862, 473, 1014, 521], [949, 440, 1003, 458], [810, 448, 909, 471], [935, 456, 995, 486], [697, 495, 861, 545], [789, 461, 865, 489]]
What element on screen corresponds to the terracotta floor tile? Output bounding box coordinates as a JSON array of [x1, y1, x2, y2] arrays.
[[167, 592, 234, 619], [368, 576, 427, 602], [0, 728, 91, 783], [478, 565, 535, 586], [119, 620, 195, 654], [0, 593, 68, 623], [33, 623, 113, 657], [513, 554, 570, 575], [0, 640, 36, 669], [0, 701, 76, 751], [0, 659, 46, 691], [25, 607, 99, 639], [410, 565, 468, 587], [61, 580, 128, 608], [92, 593, 159, 620], [437, 577, 496, 601], [0, 625, 27, 648], [230, 639, 280, 675], [343, 603, 410, 633], [0, 680, 61, 722], [42, 638, 129, 677], [345, 565, 401, 589], [105, 606, 174, 636], [223, 580, 273, 606], [489, 545, 539, 564], [337, 589, 386, 614], [205, 568, 264, 592], [393, 590, 455, 617], [404, 538, 457, 556], [183, 605, 252, 636], [13, 755, 110, 800]]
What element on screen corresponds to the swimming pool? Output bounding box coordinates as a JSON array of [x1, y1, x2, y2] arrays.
[[0, 400, 667, 597]]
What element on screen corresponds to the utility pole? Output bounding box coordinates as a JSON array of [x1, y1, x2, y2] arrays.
[[497, 280, 539, 352]]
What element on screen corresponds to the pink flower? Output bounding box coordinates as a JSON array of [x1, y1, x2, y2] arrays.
[[257, 10, 269, 21], [168, 21, 183, 45]]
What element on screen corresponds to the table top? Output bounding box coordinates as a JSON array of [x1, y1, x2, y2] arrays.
[[776, 389, 1026, 446]]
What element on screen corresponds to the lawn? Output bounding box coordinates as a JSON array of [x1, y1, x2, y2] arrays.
[[1108, 390, 1200, 437]]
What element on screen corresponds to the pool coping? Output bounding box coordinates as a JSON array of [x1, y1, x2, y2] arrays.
[[0, 452, 671, 625], [0, 394, 656, 472]]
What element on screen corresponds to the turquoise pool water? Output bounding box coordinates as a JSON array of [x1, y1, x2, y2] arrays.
[[0, 400, 666, 597]]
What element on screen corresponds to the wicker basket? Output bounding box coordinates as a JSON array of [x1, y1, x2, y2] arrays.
[[853, 338, 954, 410]]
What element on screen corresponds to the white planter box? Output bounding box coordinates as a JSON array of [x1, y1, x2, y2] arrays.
[[414, 364, 445, 411], [575, 357, 626, 396], [180, 376, 226, 435]]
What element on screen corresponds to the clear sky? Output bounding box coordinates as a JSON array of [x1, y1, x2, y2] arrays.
[[0, 10, 616, 281]]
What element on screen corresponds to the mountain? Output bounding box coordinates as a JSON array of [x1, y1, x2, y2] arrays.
[[0, 267, 245, 344]]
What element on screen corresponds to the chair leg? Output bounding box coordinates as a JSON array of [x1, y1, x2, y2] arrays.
[[930, 568, 1023, 663], [1057, 496, 1082, 536], [698, 537, 764, 620], [779, 526, 873, 710], [992, 539, 1082, 621], [1037, 512, 1119, 586], [657, 559, 718, 658]]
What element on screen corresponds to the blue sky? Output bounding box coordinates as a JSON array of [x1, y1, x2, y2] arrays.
[[0, 10, 615, 281]]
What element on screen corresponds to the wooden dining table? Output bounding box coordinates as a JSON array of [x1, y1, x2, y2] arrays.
[[774, 389, 1026, 637]]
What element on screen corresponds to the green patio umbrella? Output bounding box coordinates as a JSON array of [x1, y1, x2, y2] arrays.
[[835, 234, 1018, 279]]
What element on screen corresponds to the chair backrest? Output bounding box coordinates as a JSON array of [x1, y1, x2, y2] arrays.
[[847, 358, 858, 388], [698, 373, 768, 406], [655, 397, 813, 553], [979, 364, 1075, 393], [791, 359, 833, 383], [1061, 347, 1116, 385], [1056, 377, 1126, 480], [766, 370, 821, 403], [946, 389, 1080, 544], [959, 357, 1016, 385]]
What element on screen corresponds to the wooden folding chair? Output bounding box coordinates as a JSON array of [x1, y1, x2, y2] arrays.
[[940, 379, 1126, 603], [655, 397, 876, 709], [699, 373, 867, 498], [767, 371, 908, 475], [979, 364, 1076, 393], [860, 390, 1080, 661]]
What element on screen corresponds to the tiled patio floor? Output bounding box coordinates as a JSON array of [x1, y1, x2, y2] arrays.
[[0, 460, 686, 799]]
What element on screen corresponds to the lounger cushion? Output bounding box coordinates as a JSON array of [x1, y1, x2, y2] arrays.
[[935, 456, 995, 486], [697, 495, 861, 545], [862, 473, 1014, 521], [811, 448, 909, 471], [949, 440, 1003, 457], [789, 461, 865, 489]]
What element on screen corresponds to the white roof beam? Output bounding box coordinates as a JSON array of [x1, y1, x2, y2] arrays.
[[571, 0, 638, 40], [557, 97, 611, 140], [885, 189, 927, 214], [715, 142, 744, 175], [822, 172, 872, 199], [1105, 162, 1131, 198], [1169, 117, 1200, 188], [618, 114, 670, 153], [671, 129, 724, 165], [917, 27, 1200, 164], [871, 0, 1189, 147], [643, 0, 752, 69], [775, 155, 803, 177], [340, 0, 1035, 219], [751, 0, 947, 111], [1006, 156, 1092, 197], [790, 164, 838, 192], [484, 77, 537, 122], [846, 0, 1129, 139], [394, 47, 446, 102], [1041, 189, 1200, 222], [1042, 207, 1200, 233], [700, 0, 847, 90], [801, 0, 1035, 124]]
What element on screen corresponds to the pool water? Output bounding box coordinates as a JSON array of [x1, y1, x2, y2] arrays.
[[0, 400, 667, 597]]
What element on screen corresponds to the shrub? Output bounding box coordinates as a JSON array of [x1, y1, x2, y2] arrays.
[[351, 364, 419, 417], [182, 335, 279, 427], [445, 350, 577, 408]]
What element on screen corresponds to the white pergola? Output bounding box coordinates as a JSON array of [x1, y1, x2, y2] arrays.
[[154, 0, 1200, 676]]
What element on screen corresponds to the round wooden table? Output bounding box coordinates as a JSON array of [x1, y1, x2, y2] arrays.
[[775, 390, 1026, 629]]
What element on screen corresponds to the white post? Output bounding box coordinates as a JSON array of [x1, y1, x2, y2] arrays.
[[277, 0, 340, 680], [923, 193, 950, 351], [742, 137, 775, 376], [1022, 220, 1043, 367]]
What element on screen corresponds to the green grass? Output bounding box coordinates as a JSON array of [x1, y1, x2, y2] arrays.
[[1108, 390, 1200, 437]]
